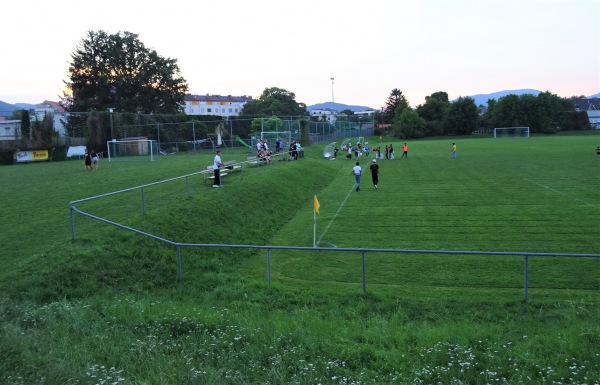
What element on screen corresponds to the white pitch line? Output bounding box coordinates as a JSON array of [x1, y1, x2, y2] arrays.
[[524, 178, 599, 209], [317, 164, 370, 246]]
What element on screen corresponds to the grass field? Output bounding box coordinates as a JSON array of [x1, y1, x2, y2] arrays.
[[0, 134, 599, 384]]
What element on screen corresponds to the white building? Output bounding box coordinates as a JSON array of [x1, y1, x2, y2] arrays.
[[0, 120, 19, 140], [574, 98, 600, 129], [34, 101, 66, 137], [184, 94, 253, 117], [310, 108, 338, 123]]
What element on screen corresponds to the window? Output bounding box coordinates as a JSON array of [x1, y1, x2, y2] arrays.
[[207, 108, 212, 113]]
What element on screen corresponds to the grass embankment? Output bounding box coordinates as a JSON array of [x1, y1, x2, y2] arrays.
[[0, 137, 599, 384]]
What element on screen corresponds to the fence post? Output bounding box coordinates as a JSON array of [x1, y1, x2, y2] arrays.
[[361, 250, 366, 294], [70, 206, 76, 240], [523, 255, 529, 303], [177, 245, 183, 282], [267, 248, 272, 287]]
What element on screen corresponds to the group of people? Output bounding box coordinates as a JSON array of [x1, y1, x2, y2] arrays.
[[337, 141, 412, 161], [350, 142, 457, 192], [352, 158, 379, 192], [288, 141, 301, 161], [83, 149, 99, 171]]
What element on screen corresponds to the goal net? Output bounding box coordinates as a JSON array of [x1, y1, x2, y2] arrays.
[[493, 127, 530, 138], [256, 131, 291, 154], [323, 142, 337, 159], [107, 139, 158, 162]]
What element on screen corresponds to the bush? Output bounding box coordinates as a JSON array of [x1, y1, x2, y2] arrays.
[[0, 149, 14, 165]]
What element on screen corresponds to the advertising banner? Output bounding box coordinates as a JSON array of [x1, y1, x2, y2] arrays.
[[16, 150, 49, 163]]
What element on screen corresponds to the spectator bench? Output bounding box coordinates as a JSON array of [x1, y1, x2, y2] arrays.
[[204, 160, 240, 183]]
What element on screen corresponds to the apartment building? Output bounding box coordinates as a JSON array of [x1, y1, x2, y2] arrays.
[[184, 94, 253, 117]]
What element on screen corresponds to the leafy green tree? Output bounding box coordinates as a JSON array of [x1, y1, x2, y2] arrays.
[[63, 30, 188, 114], [240, 87, 308, 118], [393, 108, 427, 139], [416, 91, 450, 136], [250, 116, 285, 132], [34, 114, 56, 148], [486, 94, 524, 129], [444, 97, 479, 135]]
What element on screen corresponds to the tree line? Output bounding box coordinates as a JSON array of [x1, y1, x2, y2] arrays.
[[382, 89, 591, 139], [6, 30, 593, 157]]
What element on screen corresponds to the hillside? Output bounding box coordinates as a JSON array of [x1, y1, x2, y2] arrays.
[[307, 101, 375, 112]]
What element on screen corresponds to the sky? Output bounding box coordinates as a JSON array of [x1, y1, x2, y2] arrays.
[[1, 0, 599, 109]]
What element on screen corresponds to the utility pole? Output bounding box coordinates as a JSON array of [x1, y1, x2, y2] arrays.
[[330, 77, 334, 103]]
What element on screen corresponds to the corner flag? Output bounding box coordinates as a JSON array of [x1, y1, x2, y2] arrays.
[[314, 195, 320, 215]]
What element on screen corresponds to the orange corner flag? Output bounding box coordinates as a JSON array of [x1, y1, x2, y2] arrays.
[[314, 195, 320, 215]]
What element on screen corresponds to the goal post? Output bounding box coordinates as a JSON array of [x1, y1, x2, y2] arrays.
[[107, 139, 158, 162], [493, 127, 530, 138]]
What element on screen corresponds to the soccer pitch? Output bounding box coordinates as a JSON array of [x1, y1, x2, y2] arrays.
[[256, 135, 600, 298]]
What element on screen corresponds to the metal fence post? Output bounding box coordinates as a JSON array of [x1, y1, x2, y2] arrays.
[[70, 206, 76, 240], [361, 250, 366, 294], [267, 248, 272, 288], [524, 255, 529, 303], [177, 246, 183, 282]]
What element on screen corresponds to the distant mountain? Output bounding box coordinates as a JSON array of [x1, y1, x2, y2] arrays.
[[0, 101, 37, 117], [0, 101, 20, 117], [455, 89, 600, 107], [307, 102, 375, 112], [14, 103, 36, 109]]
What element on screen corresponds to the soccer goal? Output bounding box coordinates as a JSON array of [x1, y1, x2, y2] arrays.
[[107, 139, 158, 162], [260, 131, 291, 152], [493, 127, 530, 138], [323, 142, 337, 159]]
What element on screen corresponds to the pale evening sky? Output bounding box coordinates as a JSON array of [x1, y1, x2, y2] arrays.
[[1, 0, 598, 109]]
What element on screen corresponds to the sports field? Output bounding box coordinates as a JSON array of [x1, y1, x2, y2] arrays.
[[0, 133, 599, 384], [250, 135, 599, 300]]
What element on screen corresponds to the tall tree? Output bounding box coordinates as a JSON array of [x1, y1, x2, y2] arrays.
[[416, 91, 450, 136], [63, 30, 188, 114], [20, 110, 31, 140], [444, 97, 479, 135], [382, 88, 409, 124], [240, 87, 308, 118], [393, 108, 427, 139]]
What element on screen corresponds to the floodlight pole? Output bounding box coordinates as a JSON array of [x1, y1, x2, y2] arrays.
[[108, 108, 114, 140], [330, 77, 334, 103]]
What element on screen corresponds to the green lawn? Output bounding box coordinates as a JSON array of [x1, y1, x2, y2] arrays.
[[0, 134, 599, 384]]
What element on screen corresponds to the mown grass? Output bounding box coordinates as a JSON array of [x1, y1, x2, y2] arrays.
[[0, 134, 599, 384]]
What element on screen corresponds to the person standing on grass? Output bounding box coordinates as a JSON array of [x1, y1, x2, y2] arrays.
[[364, 142, 370, 157], [352, 161, 362, 192], [451, 142, 457, 159], [213, 150, 224, 187], [91, 149, 99, 171], [402, 143, 408, 158], [84, 149, 92, 171], [369, 158, 379, 190]]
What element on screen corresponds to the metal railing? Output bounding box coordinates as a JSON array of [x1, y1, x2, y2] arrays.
[[69, 167, 600, 303]]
